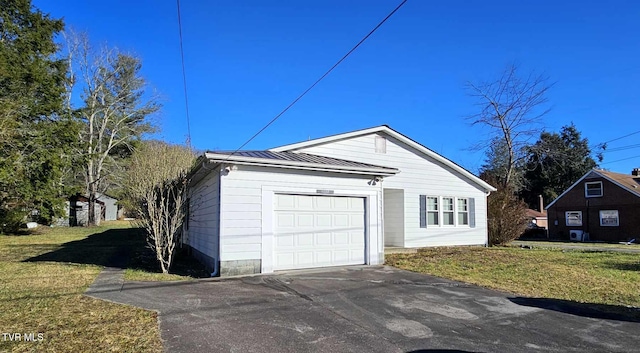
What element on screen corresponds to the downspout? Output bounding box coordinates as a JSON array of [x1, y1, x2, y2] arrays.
[[485, 190, 492, 247], [211, 166, 223, 277]]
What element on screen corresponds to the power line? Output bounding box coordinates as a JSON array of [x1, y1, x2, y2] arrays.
[[601, 154, 640, 165], [602, 143, 640, 153], [596, 129, 640, 147], [176, 0, 192, 148], [223, 0, 408, 158]]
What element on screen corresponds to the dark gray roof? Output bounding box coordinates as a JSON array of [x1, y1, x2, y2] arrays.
[[207, 150, 396, 171]]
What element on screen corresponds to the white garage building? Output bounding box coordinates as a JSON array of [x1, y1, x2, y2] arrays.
[[184, 125, 495, 276]]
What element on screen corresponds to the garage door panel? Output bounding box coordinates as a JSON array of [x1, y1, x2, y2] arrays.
[[298, 214, 314, 227], [276, 213, 295, 227], [274, 194, 365, 271], [277, 233, 294, 247], [334, 214, 349, 226]]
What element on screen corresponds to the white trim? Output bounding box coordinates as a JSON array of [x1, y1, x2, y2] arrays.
[[584, 181, 603, 198], [270, 125, 496, 192], [426, 196, 439, 226], [441, 196, 455, 227], [260, 186, 380, 274], [205, 152, 398, 176], [456, 197, 470, 226], [599, 210, 619, 227], [565, 211, 583, 226]]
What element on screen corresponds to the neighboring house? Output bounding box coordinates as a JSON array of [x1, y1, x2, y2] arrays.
[[525, 209, 548, 229], [184, 125, 496, 276], [526, 195, 548, 229], [54, 195, 104, 227], [546, 169, 640, 242], [96, 193, 118, 221], [69, 195, 104, 227]]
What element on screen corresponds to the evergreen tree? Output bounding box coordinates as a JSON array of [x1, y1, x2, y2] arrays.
[[521, 124, 600, 209], [0, 0, 78, 231]]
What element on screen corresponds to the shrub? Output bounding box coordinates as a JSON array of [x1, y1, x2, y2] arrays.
[[487, 188, 529, 246]]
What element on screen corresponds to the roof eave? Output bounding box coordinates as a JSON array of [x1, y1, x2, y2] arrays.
[[204, 152, 399, 176]]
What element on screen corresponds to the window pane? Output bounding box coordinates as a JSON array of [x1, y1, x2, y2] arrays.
[[443, 197, 453, 211], [565, 211, 582, 226], [427, 197, 438, 211], [600, 210, 619, 226], [443, 212, 454, 225], [428, 211, 438, 225], [457, 198, 467, 212], [458, 212, 468, 225], [585, 182, 602, 196]]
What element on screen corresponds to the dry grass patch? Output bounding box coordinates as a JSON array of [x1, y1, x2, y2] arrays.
[[386, 247, 640, 313], [0, 223, 162, 353], [511, 240, 640, 251]]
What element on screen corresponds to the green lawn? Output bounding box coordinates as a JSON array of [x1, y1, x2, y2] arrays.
[[386, 247, 640, 317], [0, 221, 163, 353]]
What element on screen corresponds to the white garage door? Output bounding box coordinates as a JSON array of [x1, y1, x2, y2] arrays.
[[273, 194, 366, 271]]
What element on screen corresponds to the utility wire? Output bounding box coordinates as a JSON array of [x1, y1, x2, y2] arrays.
[[176, 0, 192, 148], [602, 143, 640, 153], [222, 0, 408, 159], [601, 154, 640, 165], [596, 129, 640, 148]]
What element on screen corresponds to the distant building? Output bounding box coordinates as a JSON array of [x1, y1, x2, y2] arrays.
[[96, 193, 119, 221], [546, 169, 640, 242]]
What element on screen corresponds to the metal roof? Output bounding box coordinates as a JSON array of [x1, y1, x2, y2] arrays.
[[205, 150, 398, 174]]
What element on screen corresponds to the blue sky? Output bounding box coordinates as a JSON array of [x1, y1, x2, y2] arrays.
[[35, 0, 640, 174]]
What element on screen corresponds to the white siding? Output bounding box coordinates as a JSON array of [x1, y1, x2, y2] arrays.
[[383, 189, 404, 246], [293, 133, 489, 247], [185, 167, 220, 261], [221, 165, 382, 263], [96, 194, 118, 221]]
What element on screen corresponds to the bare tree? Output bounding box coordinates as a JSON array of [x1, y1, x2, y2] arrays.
[[466, 64, 552, 190], [124, 141, 195, 274], [67, 32, 159, 225]]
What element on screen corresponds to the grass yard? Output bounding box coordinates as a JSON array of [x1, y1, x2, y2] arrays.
[[511, 239, 640, 251], [386, 247, 640, 317], [0, 221, 163, 353]]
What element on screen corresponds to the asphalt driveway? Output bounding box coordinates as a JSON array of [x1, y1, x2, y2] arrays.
[[86, 266, 640, 353]]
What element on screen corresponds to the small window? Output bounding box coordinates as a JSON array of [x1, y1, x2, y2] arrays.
[[565, 211, 582, 226], [442, 197, 454, 225], [585, 181, 603, 197], [600, 210, 619, 226], [375, 135, 387, 154], [457, 198, 469, 225], [427, 197, 438, 225]]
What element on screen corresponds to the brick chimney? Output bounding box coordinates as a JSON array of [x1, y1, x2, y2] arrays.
[[633, 168, 640, 176], [538, 194, 546, 214]]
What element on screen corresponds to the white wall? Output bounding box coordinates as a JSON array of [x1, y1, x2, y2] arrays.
[[185, 167, 221, 262], [293, 132, 489, 247], [96, 194, 118, 221], [220, 165, 383, 268], [383, 188, 404, 246]]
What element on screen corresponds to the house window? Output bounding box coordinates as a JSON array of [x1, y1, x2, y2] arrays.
[[565, 211, 582, 226], [442, 197, 454, 225], [427, 197, 438, 225], [375, 135, 387, 154], [585, 181, 603, 197], [599, 210, 619, 226], [457, 198, 469, 225]]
